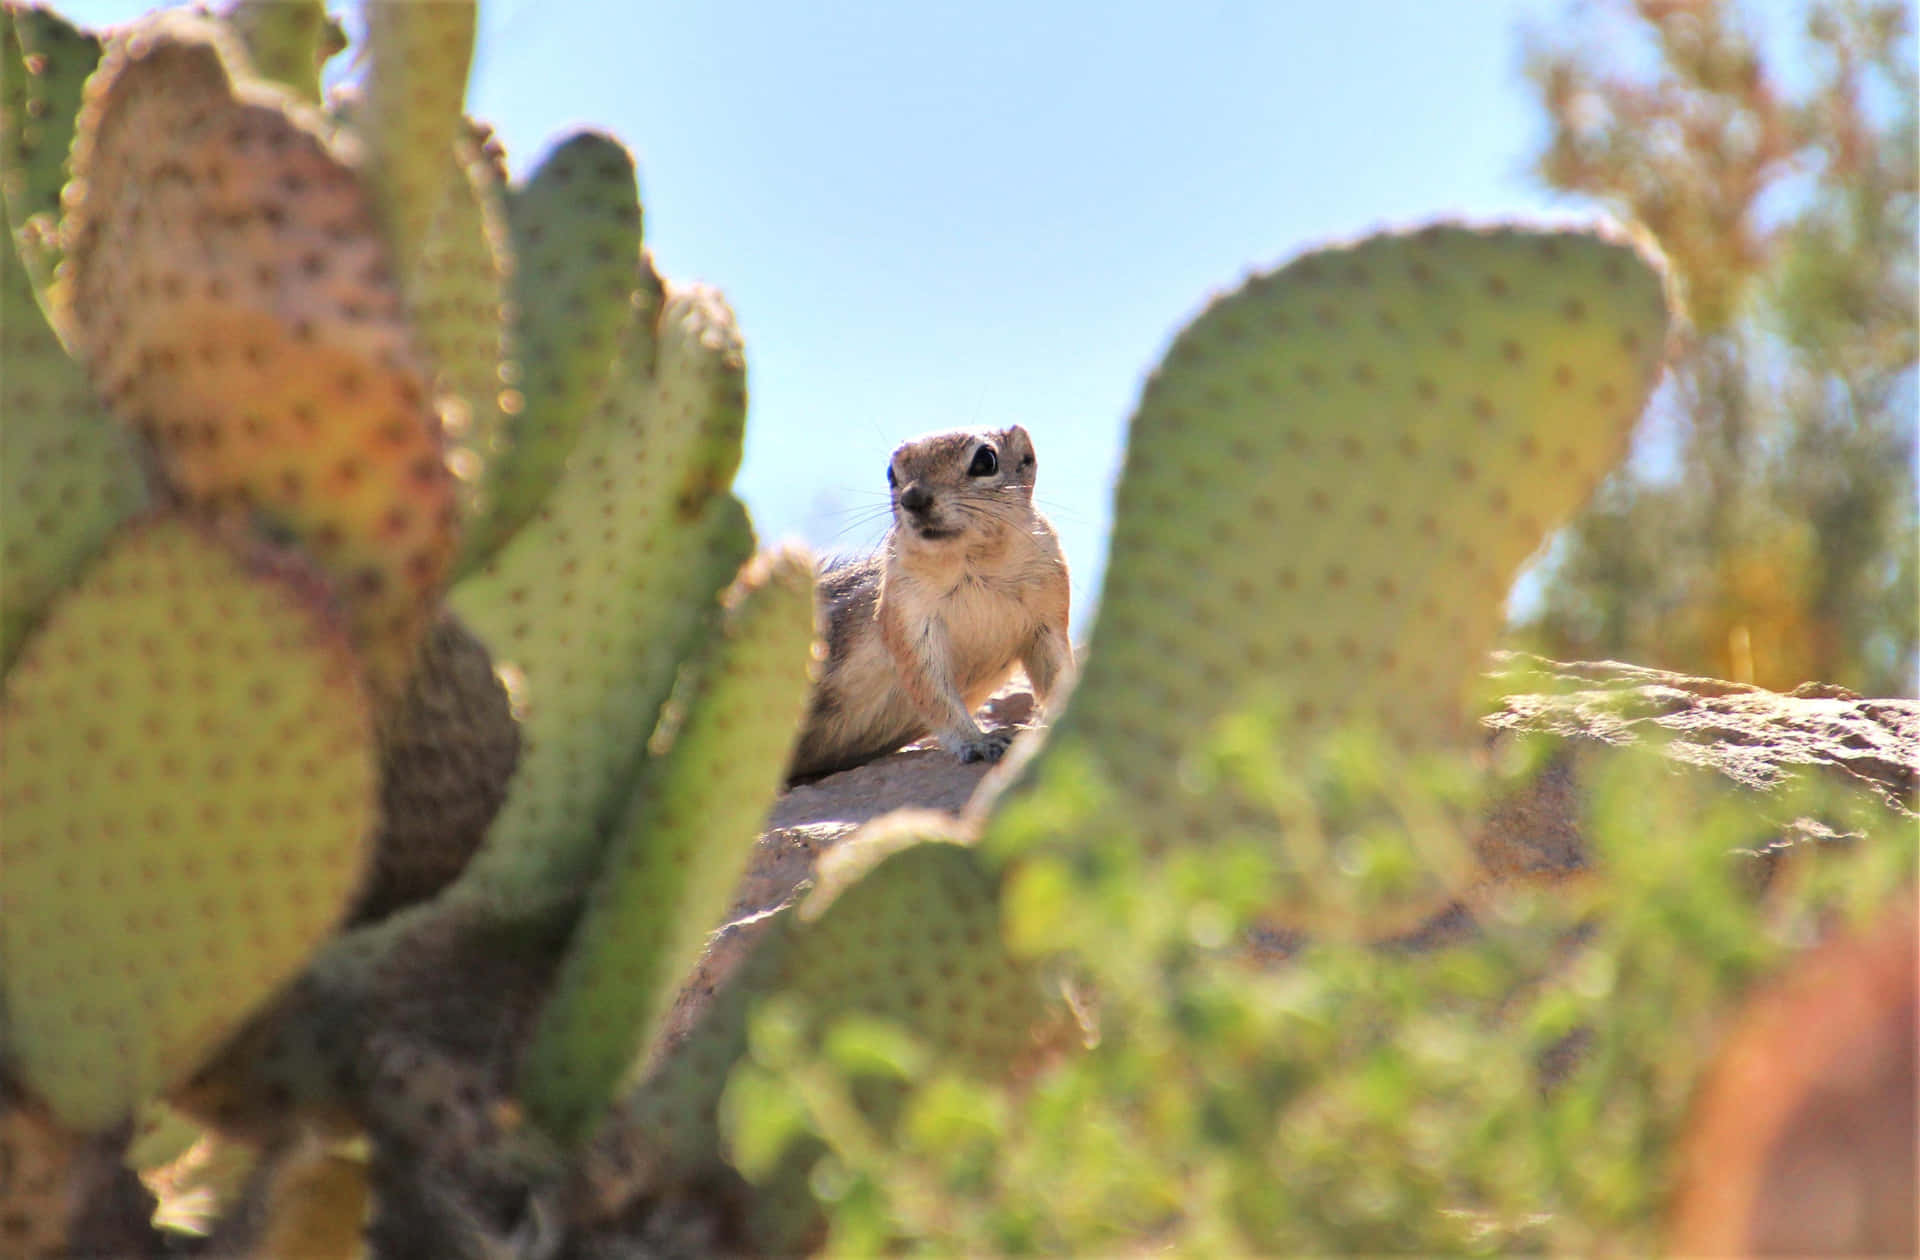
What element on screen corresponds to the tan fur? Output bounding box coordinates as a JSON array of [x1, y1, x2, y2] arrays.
[[788, 424, 1072, 781]]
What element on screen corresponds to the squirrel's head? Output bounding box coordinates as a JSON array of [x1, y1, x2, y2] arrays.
[[887, 425, 1039, 546]]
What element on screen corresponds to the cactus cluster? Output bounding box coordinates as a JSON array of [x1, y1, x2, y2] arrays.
[[982, 220, 1673, 936], [9, 0, 1833, 1254], [0, 0, 822, 1248]]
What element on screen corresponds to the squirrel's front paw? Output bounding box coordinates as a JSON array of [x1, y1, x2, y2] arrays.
[[956, 727, 1019, 764]]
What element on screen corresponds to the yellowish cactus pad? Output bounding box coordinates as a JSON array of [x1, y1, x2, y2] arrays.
[[994, 222, 1671, 927], [0, 517, 376, 1132]]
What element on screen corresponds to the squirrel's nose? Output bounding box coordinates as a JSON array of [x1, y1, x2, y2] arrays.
[[899, 485, 932, 514]]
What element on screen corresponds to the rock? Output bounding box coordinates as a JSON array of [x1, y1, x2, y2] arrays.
[[772, 686, 1036, 831], [1483, 653, 1917, 818], [1473, 653, 1916, 900]]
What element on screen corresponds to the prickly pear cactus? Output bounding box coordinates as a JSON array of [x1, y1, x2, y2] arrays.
[[581, 912, 795, 1213], [223, 0, 334, 104], [447, 282, 755, 911], [0, 4, 97, 289], [0, 518, 377, 1131], [400, 117, 512, 532], [60, 13, 455, 701], [672, 818, 1073, 1250], [0, 6, 142, 673], [353, 610, 522, 922], [520, 546, 819, 1145], [0, 0, 1730, 1253], [326, 6, 511, 540], [457, 130, 649, 571], [0, 156, 146, 671], [1058, 223, 1669, 762], [357, 0, 475, 279], [780, 822, 1070, 1084], [572, 816, 1072, 1249], [0, 0, 829, 1247], [357, 0, 514, 543], [985, 222, 1672, 931]]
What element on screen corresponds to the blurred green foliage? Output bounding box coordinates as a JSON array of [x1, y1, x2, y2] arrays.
[[727, 721, 1911, 1254], [1516, 0, 1917, 696]]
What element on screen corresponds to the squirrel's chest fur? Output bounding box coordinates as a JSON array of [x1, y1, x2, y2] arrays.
[[886, 559, 1042, 695]]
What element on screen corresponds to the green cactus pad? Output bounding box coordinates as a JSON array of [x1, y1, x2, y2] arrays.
[[60, 15, 454, 699], [457, 130, 647, 572], [586, 819, 1061, 1186], [413, 122, 512, 544], [699, 823, 1069, 1247], [519, 547, 819, 1145], [583, 913, 795, 1209], [1012, 223, 1671, 863], [1, 4, 98, 288], [0, 200, 148, 673], [357, 0, 475, 269], [777, 823, 1068, 1086], [447, 285, 752, 911], [350, 610, 522, 924], [348, 6, 504, 541], [222, 0, 330, 104], [0, 517, 376, 1132]]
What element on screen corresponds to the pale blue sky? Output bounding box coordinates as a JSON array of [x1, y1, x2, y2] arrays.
[[57, 1, 1810, 624]]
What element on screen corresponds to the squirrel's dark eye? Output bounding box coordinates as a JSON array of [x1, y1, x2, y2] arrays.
[[967, 446, 999, 477], [886, 466, 898, 488]]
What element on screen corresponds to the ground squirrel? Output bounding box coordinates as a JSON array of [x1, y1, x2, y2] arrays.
[[788, 424, 1072, 782]]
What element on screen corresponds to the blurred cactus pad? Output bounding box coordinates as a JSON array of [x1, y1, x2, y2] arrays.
[[0, 2, 1912, 1256]]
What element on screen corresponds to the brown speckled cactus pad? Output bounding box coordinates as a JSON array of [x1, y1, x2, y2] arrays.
[[352, 610, 522, 923], [0, 517, 376, 1132], [61, 14, 453, 698]]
